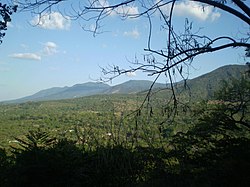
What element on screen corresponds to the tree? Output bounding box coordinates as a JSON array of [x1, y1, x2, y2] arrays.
[[214, 75, 250, 128], [0, 3, 17, 44]]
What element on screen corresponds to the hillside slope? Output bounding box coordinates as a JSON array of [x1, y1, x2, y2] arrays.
[[185, 64, 248, 99], [7, 82, 110, 103]]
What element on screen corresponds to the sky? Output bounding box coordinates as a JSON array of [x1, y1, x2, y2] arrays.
[[0, 0, 249, 101]]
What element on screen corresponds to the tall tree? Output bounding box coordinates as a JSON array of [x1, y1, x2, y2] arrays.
[[214, 75, 250, 128], [0, 3, 17, 44]]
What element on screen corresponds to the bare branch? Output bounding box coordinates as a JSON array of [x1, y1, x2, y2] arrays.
[[191, 0, 250, 25], [232, 0, 250, 18]]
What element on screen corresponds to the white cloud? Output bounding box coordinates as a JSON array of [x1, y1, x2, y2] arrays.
[[123, 28, 140, 39], [31, 12, 71, 30], [89, 24, 97, 32], [43, 42, 58, 55], [20, 44, 29, 50], [9, 41, 59, 61], [9, 53, 41, 61], [210, 11, 221, 22], [114, 6, 139, 16], [7, 22, 14, 28], [93, 0, 139, 17], [126, 71, 136, 77], [159, 0, 221, 21], [98, 0, 109, 7]]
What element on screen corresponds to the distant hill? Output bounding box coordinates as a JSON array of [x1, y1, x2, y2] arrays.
[[184, 64, 248, 100], [4, 80, 166, 103], [2, 64, 248, 103], [15, 87, 69, 103], [6, 82, 111, 103]]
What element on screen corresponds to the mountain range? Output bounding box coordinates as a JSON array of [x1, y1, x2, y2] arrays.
[[3, 64, 249, 103]]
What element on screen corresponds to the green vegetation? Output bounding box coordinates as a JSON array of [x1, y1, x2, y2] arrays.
[[0, 71, 250, 186]]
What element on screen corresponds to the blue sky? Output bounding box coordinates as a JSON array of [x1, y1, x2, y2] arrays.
[[0, 0, 249, 101]]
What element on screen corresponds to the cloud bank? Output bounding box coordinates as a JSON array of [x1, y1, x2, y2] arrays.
[[43, 42, 58, 55], [123, 28, 140, 39], [9, 53, 41, 61], [95, 0, 139, 17], [114, 6, 139, 16], [9, 41, 58, 61], [158, 0, 221, 21], [126, 71, 136, 77], [93, 0, 219, 21], [31, 12, 71, 30]]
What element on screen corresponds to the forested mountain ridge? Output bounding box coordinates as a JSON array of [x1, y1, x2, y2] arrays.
[[2, 64, 248, 103], [185, 64, 248, 99], [5, 82, 111, 103]]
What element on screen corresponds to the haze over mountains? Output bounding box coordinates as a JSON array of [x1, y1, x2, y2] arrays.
[[3, 64, 248, 104]]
